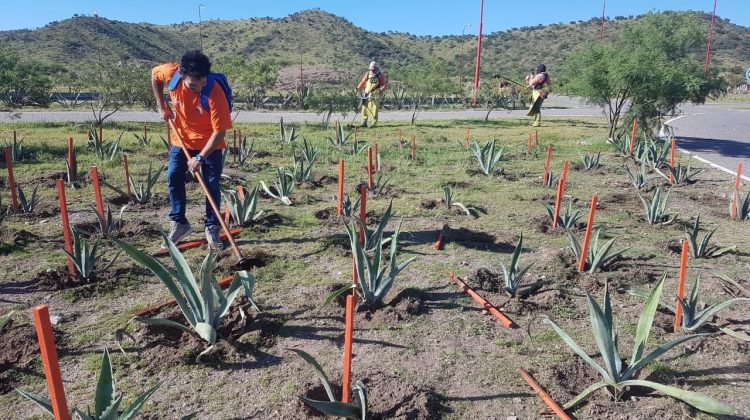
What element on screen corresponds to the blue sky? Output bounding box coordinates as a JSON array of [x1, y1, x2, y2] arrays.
[[1, 1, 747, 34]]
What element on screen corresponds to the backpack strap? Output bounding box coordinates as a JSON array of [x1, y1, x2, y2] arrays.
[[167, 70, 233, 113]]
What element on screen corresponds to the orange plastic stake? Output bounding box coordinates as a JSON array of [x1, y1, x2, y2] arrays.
[[224, 206, 231, 225], [735, 162, 743, 191], [358, 184, 367, 245], [535, 129, 539, 146], [543, 145, 552, 186], [731, 189, 739, 220], [374, 143, 379, 173], [67, 137, 74, 174], [32, 305, 71, 420], [551, 161, 569, 229], [135, 275, 234, 316], [447, 272, 517, 328], [411, 135, 416, 161], [4, 147, 19, 210], [123, 154, 132, 196], [519, 368, 571, 420], [237, 185, 245, 200], [674, 240, 689, 332], [341, 294, 355, 403], [57, 180, 76, 277], [337, 160, 345, 217], [98, 126, 103, 145], [629, 119, 638, 155], [670, 137, 676, 167], [90, 166, 105, 219], [577, 195, 599, 272], [433, 233, 444, 250], [367, 147, 374, 190]]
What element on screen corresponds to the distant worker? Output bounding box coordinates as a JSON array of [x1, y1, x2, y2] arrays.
[[357, 61, 387, 128], [151, 50, 233, 250], [525, 64, 551, 127]]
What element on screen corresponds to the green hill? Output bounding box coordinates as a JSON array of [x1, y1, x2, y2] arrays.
[[0, 9, 748, 86]]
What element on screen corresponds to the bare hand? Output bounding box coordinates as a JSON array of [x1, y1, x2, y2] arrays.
[[187, 157, 202, 174], [160, 106, 175, 121]]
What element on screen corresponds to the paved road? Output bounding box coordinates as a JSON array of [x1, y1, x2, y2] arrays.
[[664, 102, 750, 181]]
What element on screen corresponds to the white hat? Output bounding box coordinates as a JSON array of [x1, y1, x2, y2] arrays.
[[369, 61, 378, 70]]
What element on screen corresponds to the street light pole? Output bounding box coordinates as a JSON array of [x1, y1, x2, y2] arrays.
[[460, 24, 471, 86], [472, 0, 484, 107], [198, 4, 206, 51]]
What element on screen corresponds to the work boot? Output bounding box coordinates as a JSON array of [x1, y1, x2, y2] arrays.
[[162, 221, 193, 249], [205, 225, 224, 251]]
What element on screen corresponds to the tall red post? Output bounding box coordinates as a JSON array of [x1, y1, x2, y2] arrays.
[[358, 184, 367, 245], [411, 135, 416, 161], [552, 161, 569, 229], [629, 119, 638, 155], [374, 143, 379, 173], [98, 126, 103, 145], [674, 241, 689, 332], [341, 294, 355, 402], [704, 0, 717, 74], [32, 305, 71, 420], [90, 167, 105, 219], [471, 0, 484, 107], [577, 195, 599, 272], [67, 137, 74, 173], [4, 147, 19, 210], [600, 0, 606, 41], [367, 147, 374, 190], [57, 180, 76, 277]]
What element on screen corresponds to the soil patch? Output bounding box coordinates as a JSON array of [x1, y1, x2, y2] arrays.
[[118, 220, 163, 239], [314, 207, 337, 224], [0, 320, 66, 394], [420, 199, 438, 210], [32, 171, 67, 188], [445, 227, 512, 252]]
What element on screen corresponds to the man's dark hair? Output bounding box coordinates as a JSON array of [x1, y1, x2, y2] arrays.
[[180, 50, 211, 78], [536, 63, 547, 74]]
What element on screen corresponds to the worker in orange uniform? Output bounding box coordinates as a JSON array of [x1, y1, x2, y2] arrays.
[[151, 50, 233, 250], [357, 61, 387, 128]]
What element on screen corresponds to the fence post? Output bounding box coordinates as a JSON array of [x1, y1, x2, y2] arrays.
[[32, 305, 71, 420]]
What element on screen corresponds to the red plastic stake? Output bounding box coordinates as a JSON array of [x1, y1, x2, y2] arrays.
[[367, 147, 374, 190], [237, 185, 245, 200], [577, 195, 599, 272], [90, 166, 105, 219], [670, 137, 676, 184], [447, 272, 517, 328], [535, 129, 539, 146], [57, 180, 76, 277], [519, 368, 571, 420], [527, 131, 533, 154], [337, 160, 345, 217], [98, 126, 103, 145], [735, 162, 743, 191], [4, 147, 19, 210], [341, 294, 355, 403], [552, 161, 569, 229], [674, 240, 689, 332], [433, 233, 444, 250], [543, 145, 552, 186], [67, 137, 74, 175], [123, 154, 132, 196], [358, 184, 367, 245], [629, 119, 638, 155], [374, 143, 379, 173], [411, 135, 416, 161], [135, 275, 234, 316], [32, 305, 71, 420]]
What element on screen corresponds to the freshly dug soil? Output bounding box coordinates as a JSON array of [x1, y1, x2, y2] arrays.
[[0, 320, 66, 394]]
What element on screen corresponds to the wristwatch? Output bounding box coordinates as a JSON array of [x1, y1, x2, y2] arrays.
[[195, 154, 205, 163]]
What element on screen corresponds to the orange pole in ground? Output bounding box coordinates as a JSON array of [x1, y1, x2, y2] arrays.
[[90, 166, 105, 219], [98, 126, 103, 145], [398, 128, 403, 149], [447, 272, 517, 328], [374, 143, 379, 173], [237, 185, 245, 200], [535, 129, 539, 146], [411, 135, 416, 161], [32, 305, 71, 420], [519, 368, 571, 420], [732, 162, 743, 219], [4, 147, 19, 210], [367, 147, 374, 190], [543, 145, 552, 186], [527, 131, 533, 154], [123, 154, 132, 196], [577, 195, 599, 272], [465, 127, 470, 148], [735, 162, 743, 191], [341, 294, 355, 402], [67, 137, 74, 174], [433, 233, 444, 250], [358, 184, 367, 245], [551, 161, 569, 229], [233, 130, 238, 163], [337, 160, 344, 217], [674, 240, 689, 332], [629, 119, 638, 155], [56, 180, 76, 277], [669, 137, 676, 184]]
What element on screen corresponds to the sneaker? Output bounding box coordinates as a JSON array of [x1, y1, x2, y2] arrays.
[[162, 221, 193, 249], [205, 225, 224, 251]]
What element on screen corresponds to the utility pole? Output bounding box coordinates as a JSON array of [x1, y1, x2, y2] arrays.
[[600, 0, 606, 41], [472, 0, 484, 107], [460, 24, 471, 86], [198, 4, 206, 51], [704, 0, 717, 74]]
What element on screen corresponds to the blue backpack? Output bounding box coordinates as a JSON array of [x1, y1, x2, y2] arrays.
[[168, 69, 233, 112]]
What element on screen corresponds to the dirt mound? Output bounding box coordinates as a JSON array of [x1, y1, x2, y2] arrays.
[[0, 320, 66, 394], [118, 220, 163, 239]]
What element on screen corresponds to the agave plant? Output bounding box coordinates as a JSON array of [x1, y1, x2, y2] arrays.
[[296, 137, 319, 165], [237, 135, 256, 165], [543, 277, 735, 415], [684, 214, 735, 258], [622, 163, 655, 190], [17, 348, 160, 420], [501, 233, 543, 298], [279, 117, 299, 146], [17, 184, 39, 214], [656, 160, 702, 185], [470, 140, 505, 176], [442, 185, 476, 217], [370, 173, 392, 198], [611, 136, 630, 156], [341, 193, 360, 220], [112, 235, 258, 349], [289, 349, 367, 419], [3, 136, 26, 161], [261, 168, 295, 205], [93, 205, 127, 238], [327, 120, 351, 148], [580, 151, 601, 170], [222, 186, 263, 227], [542, 171, 557, 188], [634, 136, 670, 170], [133, 131, 151, 148], [65, 228, 121, 281], [0, 310, 14, 333], [543, 201, 582, 229], [289, 153, 315, 183], [730, 189, 750, 220], [129, 164, 164, 204], [89, 129, 123, 162], [568, 228, 629, 273], [638, 187, 676, 225], [677, 275, 750, 333]]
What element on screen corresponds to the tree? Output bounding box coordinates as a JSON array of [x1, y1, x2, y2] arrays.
[[562, 13, 726, 139], [386, 60, 459, 124], [0, 48, 62, 108], [84, 61, 145, 126], [216, 58, 279, 110]]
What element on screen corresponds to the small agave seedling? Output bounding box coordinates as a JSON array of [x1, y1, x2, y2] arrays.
[[17, 184, 39, 214], [656, 160, 702, 185], [279, 117, 300, 146], [370, 173, 392, 198], [112, 235, 258, 352], [65, 228, 121, 281], [544, 276, 735, 415], [677, 276, 750, 333], [542, 171, 557, 188], [290, 154, 315, 183], [89, 129, 123, 162], [222, 186, 263, 227], [261, 167, 295, 205], [638, 187, 676, 224], [341, 193, 360, 220], [93, 205, 127, 237], [622, 163, 655, 190], [237, 135, 256, 165], [684, 214, 735, 259], [0, 310, 14, 333], [297, 137, 319, 164], [730, 189, 750, 221], [0, 195, 9, 225], [129, 163, 164, 205], [3, 136, 25, 162], [470, 140, 505, 176], [17, 348, 161, 420], [442, 185, 476, 217], [543, 201, 582, 229], [567, 228, 629, 273], [289, 348, 368, 419], [501, 233, 544, 298], [612, 136, 630, 156], [580, 151, 601, 170], [327, 120, 351, 148]]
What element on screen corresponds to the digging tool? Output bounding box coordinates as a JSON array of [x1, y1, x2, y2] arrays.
[[167, 119, 252, 268], [493, 74, 530, 89]]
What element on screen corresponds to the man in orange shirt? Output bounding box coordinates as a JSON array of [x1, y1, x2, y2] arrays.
[[151, 50, 232, 250]]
